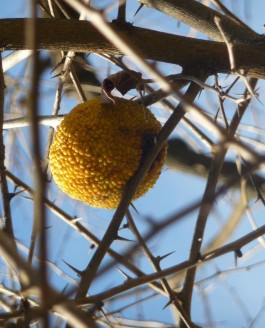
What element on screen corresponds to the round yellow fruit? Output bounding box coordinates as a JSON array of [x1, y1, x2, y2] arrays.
[[49, 97, 167, 209]]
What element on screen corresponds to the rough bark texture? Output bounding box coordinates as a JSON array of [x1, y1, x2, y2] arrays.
[[139, 0, 258, 43], [1, 19, 265, 78]]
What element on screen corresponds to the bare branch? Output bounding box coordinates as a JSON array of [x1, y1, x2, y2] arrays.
[[1, 19, 265, 78], [25, 5, 48, 326], [210, 0, 250, 30], [2, 50, 33, 72], [0, 53, 17, 249], [138, 0, 258, 43], [180, 77, 259, 325], [76, 220, 265, 306], [5, 170, 168, 297], [126, 210, 195, 327]]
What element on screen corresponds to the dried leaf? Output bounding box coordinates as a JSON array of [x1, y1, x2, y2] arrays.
[[102, 69, 142, 99]]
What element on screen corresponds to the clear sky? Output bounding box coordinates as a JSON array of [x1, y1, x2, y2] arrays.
[[2, 1, 265, 327]]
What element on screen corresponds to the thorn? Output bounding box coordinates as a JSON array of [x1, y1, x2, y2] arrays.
[[50, 72, 63, 79], [71, 216, 83, 223], [59, 284, 77, 299], [116, 266, 132, 280], [87, 301, 104, 315], [130, 202, 139, 214], [44, 225, 53, 230], [20, 195, 33, 201], [62, 259, 83, 276], [99, 307, 110, 323], [235, 249, 243, 258], [156, 251, 175, 263], [163, 299, 172, 309], [134, 3, 144, 16], [119, 223, 129, 230], [8, 188, 25, 201], [114, 234, 134, 242], [234, 249, 243, 268], [50, 59, 64, 75], [87, 244, 96, 256], [89, 244, 95, 250], [20, 298, 30, 310], [61, 284, 69, 296]]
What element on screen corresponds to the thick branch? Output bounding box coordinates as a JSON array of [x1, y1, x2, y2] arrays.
[[139, 0, 258, 43], [1, 19, 265, 78]]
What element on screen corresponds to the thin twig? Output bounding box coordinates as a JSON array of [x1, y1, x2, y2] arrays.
[[69, 66, 87, 102], [0, 52, 17, 250], [5, 170, 168, 297], [214, 74, 229, 129], [0, 230, 99, 327], [3, 115, 64, 129], [210, 0, 251, 30], [179, 77, 259, 326], [75, 218, 265, 306], [2, 50, 33, 72], [214, 75, 240, 128], [63, 0, 171, 92], [139, 0, 258, 43], [26, 2, 48, 326], [203, 196, 245, 252], [214, 16, 259, 102], [126, 210, 196, 328], [236, 158, 265, 248], [214, 16, 236, 70], [47, 0, 56, 17], [42, 51, 75, 174], [180, 145, 227, 324], [145, 74, 253, 104], [136, 79, 213, 149], [81, 143, 265, 291]]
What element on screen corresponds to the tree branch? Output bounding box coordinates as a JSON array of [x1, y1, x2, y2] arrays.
[[180, 78, 258, 325], [0, 53, 17, 250], [1, 19, 265, 78], [139, 0, 258, 43], [5, 170, 168, 297], [75, 219, 265, 306]]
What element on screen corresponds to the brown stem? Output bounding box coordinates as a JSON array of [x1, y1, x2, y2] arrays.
[[0, 53, 17, 251], [126, 210, 196, 328], [1, 19, 265, 78], [75, 218, 265, 306], [6, 170, 169, 296], [25, 5, 48, 326], [139, 0, 258, 43], [180, 78, 258, 326]]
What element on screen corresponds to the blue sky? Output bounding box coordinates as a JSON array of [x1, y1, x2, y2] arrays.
[[2, 1, 265, 327]]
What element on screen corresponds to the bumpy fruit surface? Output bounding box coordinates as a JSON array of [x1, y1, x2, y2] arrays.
[[49, 97, 167, 209]]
